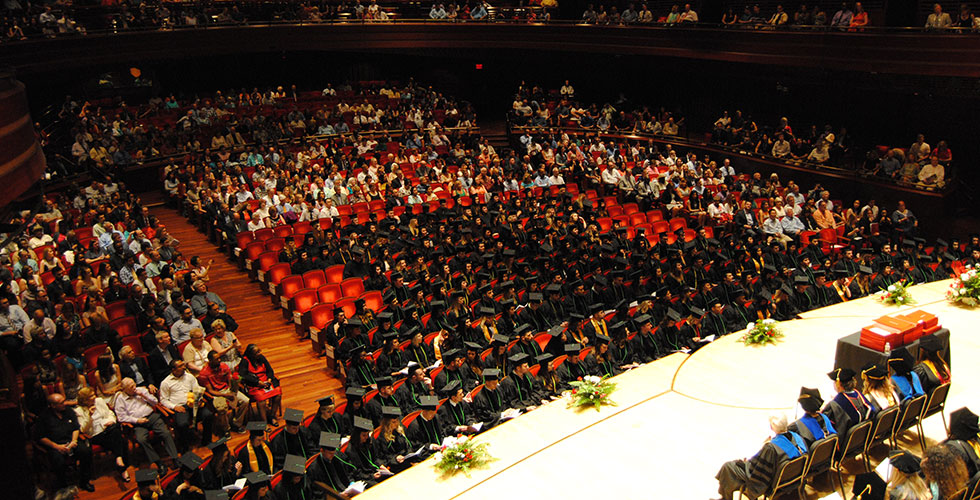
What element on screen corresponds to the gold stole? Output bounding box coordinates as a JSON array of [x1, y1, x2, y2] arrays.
[[593, 320, 608, 337], [133, 492, 159, 500], [923, 359, 950, 383], [247, 440, 273, 473]]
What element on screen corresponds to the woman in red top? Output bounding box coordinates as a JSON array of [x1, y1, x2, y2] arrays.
[[238, 344, 283, 425]]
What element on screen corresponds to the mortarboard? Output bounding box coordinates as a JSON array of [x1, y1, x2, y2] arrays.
[[205, 491, 228, 500], [545, 284, 562, 294], [634, 314, 652, 325], [318, 432, 341, 450], [827, 367, 856, 384], [353, 416, 374, 433], [482, 368, 502, 380], [918, 335, 943, 353], [283, 408, 304, 425], [564, 343, 582, 355], [862, 363, 887, 380], [346, 387, 366, 400], [514, 324, 532, 336], [419, 395, 439, 410], [246, 421, 268, 436], [936, 238, 949, 248], [508, 352, 530, 365], [797, 387, 823, 413], [666, 308, 682, 321], [375, 376, 393, 388], [318, 397, 336, 407], [859, 265, 874, 275], [245, 471, 271, 486], [528, 292, 544, 302], [535, 353, 554, 365], [478, 306, 496, 316], [888, 450, 921, 474], [381, 406, 402, 419], [283, 454, 307, 475], [441, 379, 462, 394], [430, 300, 446, 311], [793, 276, 810, 285], [547, 324, 565, 337], [491, 333, 510, 345], [887, 347, 914, 375], [442, 348, 462, 361], [206, 436, 230, 452], [135, 468, 158, 485], [377, 311, 393, 322], [950, 407, 980, 441], [688, 306, 705, 317], [595, 334, 611, 344], [464, 341, 482, 352], [179, 452, 205, 471]]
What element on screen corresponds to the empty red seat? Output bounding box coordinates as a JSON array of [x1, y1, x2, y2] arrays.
[[318, 284, 343, 304], [110, 316, 138, 338], [325, 264, 345, 284], [341, 278, 365, 298], [302, 270, 327, 289]]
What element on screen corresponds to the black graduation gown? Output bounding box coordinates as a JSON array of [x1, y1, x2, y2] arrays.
[[946, 439, 980, 477], [236, 442, 274, 475], [437, 400, 475, 436], [365, 394, 400, 428], [346, 440, 384, 482], [273, 477, 312, 500], [203, 458, 238, 490], [498, 372, 544, 410], [405, 415, 444, 459], [394, 380, 428, 414], [346, 360, 378, 389], [433, 367, 468, 398], [716, 436, 801, 500], [508, 340, 542, 359], [405, 343, 435, 369], [165, 471, 206, 500], [913, 361, 948, 396], [307, 414, 345, 438], [723, 303, 753, 332], [702, 312, 729, 337], [472, 386, 505, 429], [821, 390, 873, 441], [371, 432, 415, 472], [307, 453, 355, 499], [609, 341, 636, 367], [788, 413, 837, 447], [271, 428, 316, 469], [630, 331, 663, 363]]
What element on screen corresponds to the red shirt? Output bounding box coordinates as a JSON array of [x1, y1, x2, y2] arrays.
[[198, 362, 233, 391]]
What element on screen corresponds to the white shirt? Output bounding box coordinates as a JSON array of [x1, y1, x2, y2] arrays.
[[159, 371, 203, 410]]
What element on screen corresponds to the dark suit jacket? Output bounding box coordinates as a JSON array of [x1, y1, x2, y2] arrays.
[[119, 356, 154, 387], [147, 345, 181, 386]]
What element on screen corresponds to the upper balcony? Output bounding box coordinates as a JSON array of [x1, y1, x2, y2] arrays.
[[2, 18, 980, 78]]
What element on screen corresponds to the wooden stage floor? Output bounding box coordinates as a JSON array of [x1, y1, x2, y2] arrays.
[[360, 280, 978, 500]]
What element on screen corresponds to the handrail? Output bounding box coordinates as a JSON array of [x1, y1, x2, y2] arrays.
[[3, 16, 980, 45]]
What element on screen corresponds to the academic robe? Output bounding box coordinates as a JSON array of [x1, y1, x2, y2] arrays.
[[376, 349, 408, 377], [498, 372, 545, 410], [788, 413, 837, 447], [405, 415, 444, 459], [271, 428, 316, 469], [273, 476, 312, 500], [307, 453, 356, 499], [913, 359, 950, 396], [372, 432, 416, 472], [307, 413, 346, 438], [945, 439, 980, 477], [472, 385, 505, 429], [702, 312, 729, 338], [237, 441, 274, 475], [821, 390, 873, 441], [631, 331, 665, 363], [716, 432, 808, 500], [346, 440, 385, 482], [433, 367, 469, 398], [405, 343, 436, 369], [203, 457, 238, 490], [609, 341, 637, 367], [365, 393, 401, 428], [394, 380, 429, 415], [437, 400, 475, 436], [165, 471, 206, 500]]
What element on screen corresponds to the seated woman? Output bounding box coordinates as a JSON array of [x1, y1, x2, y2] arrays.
[[913, 335, 950, 395], [885, 450, 930, 500], [239, 344, 283, 426], [75, 387, 130, 482], [861, 363, 900, 411], [823, 368, 874, 440], [921, 444, 970, 500], [372, 407, 418, 473]]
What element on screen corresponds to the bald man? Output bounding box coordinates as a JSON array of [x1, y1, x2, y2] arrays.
[[37, 393, 94, 491]]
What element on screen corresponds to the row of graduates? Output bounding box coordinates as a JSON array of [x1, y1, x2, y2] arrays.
[[716, 339, 952, 500]]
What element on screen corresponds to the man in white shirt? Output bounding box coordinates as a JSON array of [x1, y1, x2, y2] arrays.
[[159, 360, 213, 449], [560, 80, 574, 99], [917, 157, 945, 186], [762, 209, 792, 248], [601, 165, 623, 193], [24, 307, 57, 344], [771, 133, 791, 158], [780, 206, 805, 238], [115, 378, 179, 469]]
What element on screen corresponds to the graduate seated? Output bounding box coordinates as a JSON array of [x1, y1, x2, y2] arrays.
[[243, 471, 274, 500], [823, 367, 874, 441], [271, 408, 316, 470], [945, 407, 980, 478], [167, 452, 206, 500], [913, 335, 950, 395], [275, 455, 313, 500], [406, 396, 446, 459], [788, 387, 837, 447], [715, 414, 808, 500], [308, 432, 362, 499], [238, 421, 274, 476], [885, 450, 930, 500], [887, 347, 925, 403], [373, 406, 422, 473]]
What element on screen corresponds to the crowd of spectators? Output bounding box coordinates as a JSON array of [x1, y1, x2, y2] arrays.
[[507, 82, 951, 191], [56, 81, 476, 175], [9, 81, 974, 498]]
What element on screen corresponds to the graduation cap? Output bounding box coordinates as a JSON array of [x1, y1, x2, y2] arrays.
[[514, 324, 532, 336], [589, 303, 605, 315], [859, 265, 874, 275], [353, 416, 374, 433], [936, 238, 949, 248], [375, 375, 393, 388], [535, 353, 554, 366], [499, 280, 515, 290], [205, 491, 228, 500], [942, 251, 957, 261], [545, 284, 563, 294], [430, 300, 446, 312], [348, 345, 366, 357], [569, 312, 586, 323], [346, 387, 367, 400], [633, 314, 652, 325], [861, 363, 887, 381], [913, 237, 926, 245], [283, 408, 304, 425], [346, 318, 364, 329], [793, 276, 810, 286], [483, 368, 502, 380], [245, 471, 271, 486], [441, 379, 462, 395], [491, 333, 510, 345], [283, 454, 307, 475], [442, 348, 462, 361], [503, 249, 517, 257], [950, 407, 980, 441], [464, 342, 482, 352], [206, 436, 230, 452], [402, 326, 420, 339], [419, 395, 439, 410], [850, 472, 886, 500], [246, 421, 267, 436], [477, 284, 493, 295], [508, 352, 530, 365], [377, 311, 393, 323], [901, 239, 915, 247], [381, 406, 402, 419], [834, 269, 851, 279], [540, 243, 554, 254], [888, 450, 921, 474], [666, 308, 682, 321], [812, 269, 826, 278], [595, 334, 611, 344], [478, 306, 496, 317], [707, 238, 721, 247], [547, 324, 565, 337], [827, 367, 855, 384], [687, 306, 705, 318], [888, 347, 914, 375], [564, 343, 582, 355], [798, 387, 823, 413], [381, 331, 398, 342], [318, 432, 342, 450], [135, 468, 158, 485], [528, 292, 544, 303], [756, 288, 773, 303]]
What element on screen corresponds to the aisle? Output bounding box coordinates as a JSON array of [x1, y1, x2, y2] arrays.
[[79, 206, 344, 500]]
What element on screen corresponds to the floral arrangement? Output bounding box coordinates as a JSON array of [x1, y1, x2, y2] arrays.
[[567, 375, 618, 411], [740, 318, 783, 346], [876, 279, 914, 306], [433, 435, 493, 477], [948, 265, 980, 306]]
